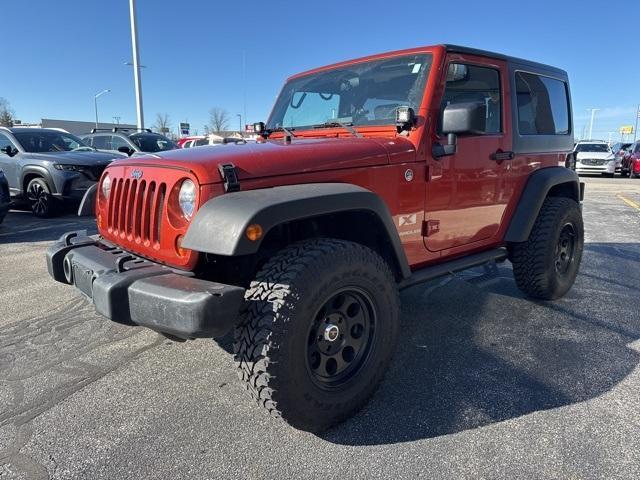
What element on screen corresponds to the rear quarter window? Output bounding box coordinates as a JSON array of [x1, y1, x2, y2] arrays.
[[515, 72, 569, 135]]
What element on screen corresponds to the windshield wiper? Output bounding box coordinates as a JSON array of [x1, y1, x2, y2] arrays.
[[313, 121, 362, 138], [267, 126, 296, 138]]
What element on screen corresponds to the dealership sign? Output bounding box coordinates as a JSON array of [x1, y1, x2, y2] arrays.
[[619, 125, 634, 135], [179, 122, 190, 136]]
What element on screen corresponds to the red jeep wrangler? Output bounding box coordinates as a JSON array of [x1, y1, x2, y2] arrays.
[[47, 45, 584, 431]]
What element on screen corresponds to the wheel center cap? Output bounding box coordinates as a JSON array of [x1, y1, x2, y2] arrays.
[[323, 324, 340, 342]]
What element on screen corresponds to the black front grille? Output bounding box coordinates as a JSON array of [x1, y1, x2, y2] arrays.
[[80, 164, 108, 181]]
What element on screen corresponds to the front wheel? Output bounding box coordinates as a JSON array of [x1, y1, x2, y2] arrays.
[[508, 197, 584, 300], [26, 178, 56, 218], [233, 239, 399, 432]]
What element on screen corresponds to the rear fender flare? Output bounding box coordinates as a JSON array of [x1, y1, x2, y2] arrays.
[[505, 167, 582, 243]]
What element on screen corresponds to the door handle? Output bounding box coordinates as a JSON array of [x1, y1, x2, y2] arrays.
[[491, 150, 515, 162]]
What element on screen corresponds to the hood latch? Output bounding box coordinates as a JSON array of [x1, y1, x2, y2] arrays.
[[218, 163, 240, 193]]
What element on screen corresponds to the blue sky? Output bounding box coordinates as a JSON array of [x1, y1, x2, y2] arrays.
[[1, 0, 638, 141]]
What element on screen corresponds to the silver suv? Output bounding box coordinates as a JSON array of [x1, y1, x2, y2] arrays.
[[0, 127, 123, 217]]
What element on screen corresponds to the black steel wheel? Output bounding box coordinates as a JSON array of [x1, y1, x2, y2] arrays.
[[306, 288, 376, 389], [554, 223, 576, 276], [27, 178, 55, 218]]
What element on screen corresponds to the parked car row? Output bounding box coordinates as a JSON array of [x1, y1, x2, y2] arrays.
[[572, 140, 640, 178], [0, 126, 177, 218]]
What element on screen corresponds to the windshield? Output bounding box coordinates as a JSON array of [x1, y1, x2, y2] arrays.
[[129, 133, 177, 152], [13, 130, 90, 153], [575, 143, 611, 153], [267, 53, 432, 130]]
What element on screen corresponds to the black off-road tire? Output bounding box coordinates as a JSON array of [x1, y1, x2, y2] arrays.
[[508, 196, 584, 300], [233, 238, 400, 432], [26, 177, 56, 218]]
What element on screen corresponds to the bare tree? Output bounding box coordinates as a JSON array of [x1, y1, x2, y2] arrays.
[[208, 108, 229, 134], [153, 113, 171, 135], [0, 98, 14, 127]]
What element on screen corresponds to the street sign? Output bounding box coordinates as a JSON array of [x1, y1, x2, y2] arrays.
[[179, 122, 190, 136], [619, 125, 634, 135]]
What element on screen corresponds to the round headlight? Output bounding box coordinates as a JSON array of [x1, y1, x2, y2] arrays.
[[102, 175, 111, 199], [178, 179, 196, 219]]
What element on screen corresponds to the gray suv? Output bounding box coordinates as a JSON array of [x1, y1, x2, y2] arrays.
[[0, 127, 124, 217], [80, 128, 177, 157]]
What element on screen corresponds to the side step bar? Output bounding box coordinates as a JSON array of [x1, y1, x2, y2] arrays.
[[398, 248, 508, 290]]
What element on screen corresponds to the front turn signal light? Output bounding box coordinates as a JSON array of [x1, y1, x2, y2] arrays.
[[246, 224, 263, 242]]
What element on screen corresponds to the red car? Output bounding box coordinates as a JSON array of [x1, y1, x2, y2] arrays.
[[48, 44, 583, 431], [621, 141, 640, 178], [176, 136, 204, 148]]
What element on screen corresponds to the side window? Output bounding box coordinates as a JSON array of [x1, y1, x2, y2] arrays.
[[111, 135, 130, 150], [80, 136, 92, 147], [515, 72, 569, 135], [634, 143, 640, 153], [91, 135, 111, 149], [0, 133, 15, 151], [442, 63, 501, 134]]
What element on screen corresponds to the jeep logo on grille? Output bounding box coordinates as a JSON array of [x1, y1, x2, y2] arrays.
[[131, 169, 143, 180]]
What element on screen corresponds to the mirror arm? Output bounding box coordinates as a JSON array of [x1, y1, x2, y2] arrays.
[[432, 133, 457, 159]]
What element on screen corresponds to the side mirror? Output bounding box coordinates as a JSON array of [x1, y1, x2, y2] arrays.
[[117, 146, 134, 156], [1, 145, 17, 157], [442, 102, 486, 135], [433, 102, 487, 159]]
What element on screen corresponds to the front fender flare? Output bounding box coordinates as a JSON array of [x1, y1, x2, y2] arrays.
[[182, 183, 411, 278]]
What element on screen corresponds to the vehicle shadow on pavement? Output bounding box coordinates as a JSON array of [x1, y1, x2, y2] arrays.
[[0, 209, 97, 245], [322, 242, 640, 445]]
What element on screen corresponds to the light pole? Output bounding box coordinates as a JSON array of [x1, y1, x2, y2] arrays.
[[237, 114, 242, 134], [587, 108, 599, 140], [129, 0, 144, 130], [634, 104, 640, 143], [94, 89, 111, 129]]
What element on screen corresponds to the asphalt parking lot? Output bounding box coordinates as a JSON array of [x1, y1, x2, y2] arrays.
[[0, 176, 639, 480]]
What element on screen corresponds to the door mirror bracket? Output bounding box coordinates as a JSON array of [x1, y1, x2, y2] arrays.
[[432, 133, 457, 159]]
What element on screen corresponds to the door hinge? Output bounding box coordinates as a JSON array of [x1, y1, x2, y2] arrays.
[[218, 163, 240, 192], [422, 219, 440, 237]]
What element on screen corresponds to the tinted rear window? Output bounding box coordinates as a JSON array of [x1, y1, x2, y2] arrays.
[[515, 72, 570, 135]]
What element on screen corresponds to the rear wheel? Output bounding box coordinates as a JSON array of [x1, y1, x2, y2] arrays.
[[233, 238, 399, 432], [26, 178, 56, 218], [508, 197, 584, 300]]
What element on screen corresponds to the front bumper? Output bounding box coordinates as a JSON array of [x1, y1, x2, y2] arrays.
[[46, 232, 246, 338], [576, 162, 615, 174]]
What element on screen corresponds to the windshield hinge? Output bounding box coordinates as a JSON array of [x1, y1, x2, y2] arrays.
[[218, 163, 240, 193]]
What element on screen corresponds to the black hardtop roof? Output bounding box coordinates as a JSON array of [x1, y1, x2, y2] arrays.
[[443, 44, 568, 77]]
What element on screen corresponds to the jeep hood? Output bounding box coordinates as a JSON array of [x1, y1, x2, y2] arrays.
[[24, 150, 126, 165], [109, 137, 415, 184]]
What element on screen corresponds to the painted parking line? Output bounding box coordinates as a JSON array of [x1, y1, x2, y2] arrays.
[[0, 222, 87, 237], [617, 194, 640, 211]]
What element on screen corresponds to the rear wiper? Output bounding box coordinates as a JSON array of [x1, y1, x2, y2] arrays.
[[313, 121, 362, 138]]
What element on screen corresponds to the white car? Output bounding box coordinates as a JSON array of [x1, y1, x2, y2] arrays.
[[573, 141, 616, 176]]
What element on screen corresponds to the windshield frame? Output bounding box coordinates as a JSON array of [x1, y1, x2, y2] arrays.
[[266, 52, 433, 133]]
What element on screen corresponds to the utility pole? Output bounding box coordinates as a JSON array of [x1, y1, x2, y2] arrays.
[[129, 0, 144, 130], [113, 116, 121, 125], [587, 108, 599, 140], [94, 89, 110, 129], [634, 104, 640, 143]]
